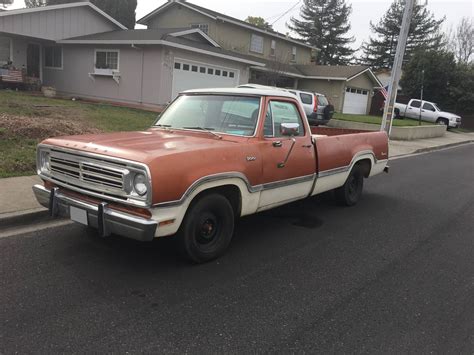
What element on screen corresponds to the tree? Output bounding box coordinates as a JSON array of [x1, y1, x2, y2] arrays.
[[288, 0, 355, 65], [400, 49, 456, 108], [24, 0, 46, 7], [42, 0, 137, 29], [361, 1, 445, 69], [446, 17, 473, 63], [448, 62, 474, 113], [245, 16, 273, 30]]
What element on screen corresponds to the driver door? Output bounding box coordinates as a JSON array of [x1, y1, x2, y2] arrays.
[[257, 98, 316, 210]]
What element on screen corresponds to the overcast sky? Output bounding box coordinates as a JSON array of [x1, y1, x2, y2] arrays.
[[8, 0, 474, 51]]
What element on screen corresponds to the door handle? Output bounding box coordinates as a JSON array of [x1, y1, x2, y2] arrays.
[[302, 144, 312, 148], [273, 141, 282, 147]]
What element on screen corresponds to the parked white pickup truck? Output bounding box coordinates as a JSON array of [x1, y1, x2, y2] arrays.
[[394, 99, 462, 128]]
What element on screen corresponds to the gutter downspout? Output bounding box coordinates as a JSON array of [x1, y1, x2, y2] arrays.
[[131, 44, 145, 104]]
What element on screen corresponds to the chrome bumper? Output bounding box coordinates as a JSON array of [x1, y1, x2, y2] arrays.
[[33, 184, 157, 242]]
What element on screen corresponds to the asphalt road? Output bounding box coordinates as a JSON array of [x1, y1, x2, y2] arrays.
[[1, 145, 473, 353]]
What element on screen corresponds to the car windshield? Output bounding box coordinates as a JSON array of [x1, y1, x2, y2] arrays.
[[317, 96, 329, 106], [433, 103, 441, 111], [155, 95, 261, 136]]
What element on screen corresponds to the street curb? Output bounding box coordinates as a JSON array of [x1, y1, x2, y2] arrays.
[[0, 208, 51, 229], [412, 140, 474, 155]]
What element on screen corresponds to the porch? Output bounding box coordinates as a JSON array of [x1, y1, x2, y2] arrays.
[[0, 32, 53, 88]]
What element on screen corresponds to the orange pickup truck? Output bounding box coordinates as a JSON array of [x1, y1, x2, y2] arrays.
[[33, 88, 389, 262]]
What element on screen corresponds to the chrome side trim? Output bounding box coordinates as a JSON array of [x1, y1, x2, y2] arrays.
[[317, 151, 385, 178], [153, 172, 316, 208]]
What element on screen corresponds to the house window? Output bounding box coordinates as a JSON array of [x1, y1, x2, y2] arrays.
[[190, 23, 209, 34], [222, 71, 228, 77], [200, 66, 206, 73], [191, 65, 198, 72], [215, 69, 221, 76], [0, 36, 11, 64], [95, 50, 119, 74], [183, 64, 190, 71], [270, 40, 276, 56], [208, 68, 214, 75], [250, 34, 264, 54], [174, 62, 181, 69], [291, 46, 297, 62], [229, 72, 235, 78], [44, 46, 63, 69]]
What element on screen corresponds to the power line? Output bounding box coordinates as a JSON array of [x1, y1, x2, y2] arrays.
[[269, 0, 301, 26]]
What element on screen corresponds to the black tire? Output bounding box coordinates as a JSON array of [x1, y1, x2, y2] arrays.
[[177, 193, 234, 263], [436, 118, 449, 128], [323, 104, 335, 121], [394, 108, 401, 119], [335, 165, 364, 206]]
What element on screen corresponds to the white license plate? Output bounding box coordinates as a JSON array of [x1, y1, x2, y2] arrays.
[[70, 206, 88, 226]]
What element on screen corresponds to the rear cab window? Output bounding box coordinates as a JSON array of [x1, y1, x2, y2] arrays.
[[410, 100, 421, 108]]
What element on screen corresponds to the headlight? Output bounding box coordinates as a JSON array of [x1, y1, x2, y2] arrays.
[[39, 150, 50, 173], [133, 173, 148, 196]]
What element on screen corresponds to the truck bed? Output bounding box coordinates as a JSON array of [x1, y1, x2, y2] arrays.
[[310, 126, 371, 137]]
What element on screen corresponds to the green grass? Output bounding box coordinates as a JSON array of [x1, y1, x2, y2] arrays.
[[0, 90, 158, 178], [333, 113, 431, 127]]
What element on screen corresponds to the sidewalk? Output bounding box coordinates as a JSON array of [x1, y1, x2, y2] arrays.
[[1, 132, 473, 226]]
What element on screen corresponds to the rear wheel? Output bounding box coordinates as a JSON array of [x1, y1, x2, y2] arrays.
[[335, 165, 364, 206], [177, 193, 234, 263]]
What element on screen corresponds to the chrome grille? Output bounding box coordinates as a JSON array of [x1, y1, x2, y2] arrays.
[[49, 152, 125, 191]]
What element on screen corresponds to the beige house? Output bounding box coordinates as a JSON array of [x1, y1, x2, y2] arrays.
[[137, 0, 316, 66]]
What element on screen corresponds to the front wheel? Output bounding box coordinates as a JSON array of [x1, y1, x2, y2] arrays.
[[335, 165, 364, 206], [177, 193, 234, 263]]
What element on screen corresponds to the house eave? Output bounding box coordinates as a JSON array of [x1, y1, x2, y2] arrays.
[[0, 2, 127, 30], [57, 39, 265, 67]]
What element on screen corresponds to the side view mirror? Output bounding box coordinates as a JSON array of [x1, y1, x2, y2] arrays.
[[280, 123, 300, 136]]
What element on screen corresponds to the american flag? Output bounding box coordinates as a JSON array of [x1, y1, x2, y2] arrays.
[[1, 70, 23, 83], [380, 86, 389, 100]]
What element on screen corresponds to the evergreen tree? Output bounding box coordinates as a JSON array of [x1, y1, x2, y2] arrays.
[[400, 49, 456, 108], [361, 0, 445, 69], [288, 0, 355, 65], [46, 0, 137, 29]]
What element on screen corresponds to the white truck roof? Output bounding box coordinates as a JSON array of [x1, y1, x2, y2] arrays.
[[181, 87, 297, 99]]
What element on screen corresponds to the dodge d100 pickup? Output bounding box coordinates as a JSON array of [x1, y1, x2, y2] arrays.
[[33, 88, 389, 263]]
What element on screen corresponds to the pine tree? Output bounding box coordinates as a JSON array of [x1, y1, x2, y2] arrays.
[[288, 0, 355, 65], [361, 0, 445, 69], [46, 0, 137, 29]]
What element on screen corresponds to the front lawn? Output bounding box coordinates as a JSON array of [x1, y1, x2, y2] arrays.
[[333, 113, 431, 127], [0, 91, 158, 178]]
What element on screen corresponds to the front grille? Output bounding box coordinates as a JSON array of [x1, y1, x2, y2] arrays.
[[49, 152, 125, 192]]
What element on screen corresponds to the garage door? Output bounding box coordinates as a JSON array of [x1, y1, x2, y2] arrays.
[[342, 87, 369, 115], [172, 60, 239, 98]]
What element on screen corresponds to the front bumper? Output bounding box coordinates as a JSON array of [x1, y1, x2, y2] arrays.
[[33, 184, 157, 242]]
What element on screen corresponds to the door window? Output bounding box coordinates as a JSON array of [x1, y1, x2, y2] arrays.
[[266, 101, 304, 137], [410, 100, 421, 108], [299, 93, 313, 105], [422, 103, 435, 111]]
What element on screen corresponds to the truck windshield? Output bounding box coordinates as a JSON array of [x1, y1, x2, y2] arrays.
[[155, 95, 261, 136]]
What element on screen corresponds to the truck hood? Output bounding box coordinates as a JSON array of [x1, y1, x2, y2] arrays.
[[439, 111, 461, 119], [42, 129, 243, 164]]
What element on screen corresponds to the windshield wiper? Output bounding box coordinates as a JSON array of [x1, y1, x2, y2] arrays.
[[183, 127, 222, 139]]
